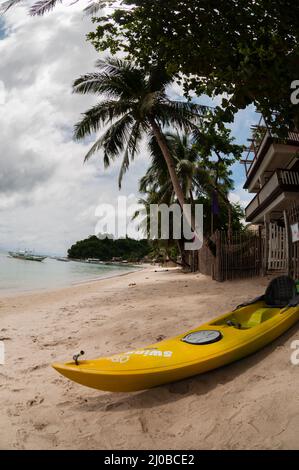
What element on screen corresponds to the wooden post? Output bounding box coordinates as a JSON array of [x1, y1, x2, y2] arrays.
[[214, 230, 223, 282], [191, 250, 195, 273], [263, 213, 270, 275], [283, 209, 292, 277], [258, 225, 263, 276]]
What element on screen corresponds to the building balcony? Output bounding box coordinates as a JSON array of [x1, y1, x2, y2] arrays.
[[243, 126, 299, 193], [245, 169, 299, 223]]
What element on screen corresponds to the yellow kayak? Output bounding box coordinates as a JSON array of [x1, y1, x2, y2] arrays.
[[52, 282, 299, 392]]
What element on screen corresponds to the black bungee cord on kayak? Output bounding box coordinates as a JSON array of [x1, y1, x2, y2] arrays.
[[73, 350, 85, 365]]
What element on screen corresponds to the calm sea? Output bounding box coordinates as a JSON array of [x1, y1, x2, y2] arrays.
[[0, 252, 137, 294]]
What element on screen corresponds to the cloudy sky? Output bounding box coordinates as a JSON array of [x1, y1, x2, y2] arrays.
[[0, 2, 257, 255]]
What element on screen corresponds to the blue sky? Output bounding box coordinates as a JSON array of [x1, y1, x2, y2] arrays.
[[0, 3, 257, 254], [0, 18, 6, 39]]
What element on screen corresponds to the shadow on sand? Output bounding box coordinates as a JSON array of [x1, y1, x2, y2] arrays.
[[73, 321, 299, 413]]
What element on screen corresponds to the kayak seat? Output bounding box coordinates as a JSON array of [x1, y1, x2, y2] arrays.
[[243, 311, 264, 328], [265, 275, 297, 307], [242, 308, 274, 328], [213, 277, 299, 330], [234, 276, 297, 310], [215, 307, 279, 329]]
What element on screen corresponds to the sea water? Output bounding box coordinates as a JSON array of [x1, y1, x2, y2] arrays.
[[0, 252, 137, 294]]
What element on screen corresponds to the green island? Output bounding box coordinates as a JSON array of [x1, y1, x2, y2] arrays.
[[67, 235, 151, 263]]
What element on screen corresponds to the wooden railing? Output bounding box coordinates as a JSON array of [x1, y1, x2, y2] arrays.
[[245, 123, 299, 178], [245, 169, 299, 220], [279, 169, 299, 185], [288, 203, 299, 279]]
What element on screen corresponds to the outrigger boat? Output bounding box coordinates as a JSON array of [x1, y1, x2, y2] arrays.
[[8, 250, 46, 262], [53, 276, 299, 392]]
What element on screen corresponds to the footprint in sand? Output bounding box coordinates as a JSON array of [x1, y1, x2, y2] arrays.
[[33, 422, 48, 431], [26, 363, 48, 373], [104, 401, 125, 411], [26, 395, 45, 407], [138, 413, 149, 434], [42, 339, 67, 348], [156, 335, 166, 342]]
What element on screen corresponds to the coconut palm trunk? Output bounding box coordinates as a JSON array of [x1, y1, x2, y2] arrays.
[[149, 119, 187, 211], [150, 118, 198, 246]]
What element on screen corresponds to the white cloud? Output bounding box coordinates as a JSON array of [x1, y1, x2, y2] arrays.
[[0, 4, 148, 254], [229, 185, 252, 209], [0, 3, 254, 254], [0, 80, 5, 104]]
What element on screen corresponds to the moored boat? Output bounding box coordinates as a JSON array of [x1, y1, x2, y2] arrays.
[[8, 250, 46, 262]]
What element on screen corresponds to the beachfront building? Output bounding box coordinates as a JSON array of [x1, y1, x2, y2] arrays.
[[242, 117, 299, 275]]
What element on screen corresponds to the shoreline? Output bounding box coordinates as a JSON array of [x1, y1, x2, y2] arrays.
[[1, 269, 299, 449], [0, 263, 145, 300]]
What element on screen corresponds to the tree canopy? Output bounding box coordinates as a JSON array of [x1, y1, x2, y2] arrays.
[[4, 1, 299, 130], [88, 0, 299, 132], [68, 235, 150, 261], [137, 131, 244, 237]]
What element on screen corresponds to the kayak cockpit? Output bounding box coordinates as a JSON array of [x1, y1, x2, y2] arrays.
[[212, 305, 280, 330]]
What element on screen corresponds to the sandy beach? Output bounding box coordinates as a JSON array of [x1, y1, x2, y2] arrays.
[[1, 268, 299, 450]]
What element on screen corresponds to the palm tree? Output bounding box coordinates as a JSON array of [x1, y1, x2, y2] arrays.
[[142, 131, 238, 233], [136, 132, 240, 268], [72, 57, 207, 230]]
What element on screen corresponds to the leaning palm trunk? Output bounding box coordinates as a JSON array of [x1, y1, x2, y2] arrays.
[[150, 119, 198, 242], [149, 119, 187, 211]]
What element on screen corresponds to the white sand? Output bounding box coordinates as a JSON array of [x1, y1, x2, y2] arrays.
[[1, 268, 299, 449]]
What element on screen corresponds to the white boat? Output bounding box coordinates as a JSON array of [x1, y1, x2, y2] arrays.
[[55, 257, 70, 262], [8, 250, 46, 262]]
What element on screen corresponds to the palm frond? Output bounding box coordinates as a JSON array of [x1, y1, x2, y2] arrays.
[[81, 134, 109, 164], [153, 100, 207, 132], [0, 0, 21, 14], [73, 68, 145, 100], [95, 113, 134, 162], [118, 147, 130, 189], [95, 58, 147, 98], [118, 121, 141, 188], [83, 0, 106, 16], [74, 100, 133, 140], [160, 99, 208, 125], [74, 105, 108, 140], [76, 113, 133, 164], [73, 73, 121, 97], [95, 57, 135, 75], [29, 0, 61, 16]]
